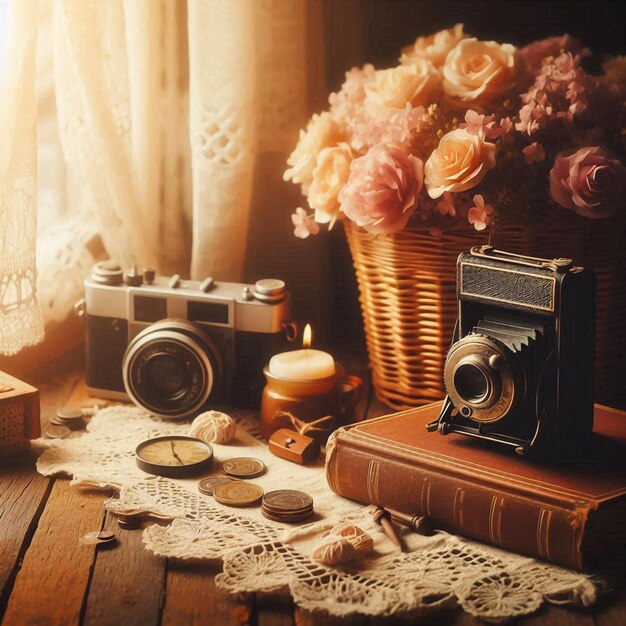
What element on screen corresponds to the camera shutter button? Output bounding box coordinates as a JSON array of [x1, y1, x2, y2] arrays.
[[124, 266, 143, 287], [200, 277, 215, 292], [92, 261, 124, 285], [255, 278, 285, 296]]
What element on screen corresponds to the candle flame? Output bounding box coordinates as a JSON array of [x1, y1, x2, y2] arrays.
[[303, 324, 312, 348]]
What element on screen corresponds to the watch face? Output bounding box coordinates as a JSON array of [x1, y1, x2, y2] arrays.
[[135, 436, 214, 477]]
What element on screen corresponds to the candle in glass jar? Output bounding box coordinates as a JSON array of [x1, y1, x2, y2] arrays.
[[268, 324, 335, 380]]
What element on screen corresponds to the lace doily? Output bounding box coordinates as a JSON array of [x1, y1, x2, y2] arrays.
[[35, 406, 606, 623]]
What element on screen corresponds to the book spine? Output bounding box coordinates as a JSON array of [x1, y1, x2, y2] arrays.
[[326, 435, 589, 570]]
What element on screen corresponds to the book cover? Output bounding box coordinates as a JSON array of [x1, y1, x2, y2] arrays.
[[326, 402, 626, 570]]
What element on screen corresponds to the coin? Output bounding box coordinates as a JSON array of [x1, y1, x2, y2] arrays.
[[261, 489, 313, 523], [262, 490, 313, 513], [81, 530, 117, 545], [45, 425, 71, 439], [221, 457, 266, 478], [117, 516, 141, 530], [198, 476, 235, 496], [57, 406, 84, 420], [50, 416, 84, 430], [261, 509, 313, 524], [213, 480, 264, 507]]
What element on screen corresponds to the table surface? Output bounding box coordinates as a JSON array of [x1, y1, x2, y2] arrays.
[[0, 350, 624, 626]]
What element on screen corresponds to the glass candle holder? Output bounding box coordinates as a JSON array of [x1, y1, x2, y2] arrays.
[[260, 364, 364, 443]]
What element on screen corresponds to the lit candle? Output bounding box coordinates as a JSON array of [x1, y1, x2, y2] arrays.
[[268, 324, 335, 380]]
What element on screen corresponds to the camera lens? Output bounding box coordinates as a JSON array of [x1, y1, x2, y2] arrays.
[[123, 319, 221, 419], [145, 354, 188, 399], [453, 363, 489, 403], [444, 334, 515, 424]]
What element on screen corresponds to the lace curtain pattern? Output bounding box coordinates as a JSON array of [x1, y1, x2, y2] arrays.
[[0, 0, 44, 354], [0, 0, 311, 354]]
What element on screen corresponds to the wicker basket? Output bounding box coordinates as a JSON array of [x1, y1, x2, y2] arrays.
[[344, 218, 626, 411]]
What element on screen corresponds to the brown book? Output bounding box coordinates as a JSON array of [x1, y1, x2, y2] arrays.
[[326, 402, 626, 571]]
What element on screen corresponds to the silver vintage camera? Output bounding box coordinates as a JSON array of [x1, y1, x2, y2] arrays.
[[83, 262, 296, 418]]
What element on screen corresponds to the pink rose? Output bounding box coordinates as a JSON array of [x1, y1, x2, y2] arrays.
[[283, 112, 344, 187], [308, 143, 354, 223], [340, 143, 423, 235], [364, 62, 442, 111], [400, 23, 468, 68], [549, 146, 626, 218], [443, 38, 517, 111], [425, 128, 496, 199]]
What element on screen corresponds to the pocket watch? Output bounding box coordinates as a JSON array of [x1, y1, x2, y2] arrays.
[[135, 435, 214, 478]]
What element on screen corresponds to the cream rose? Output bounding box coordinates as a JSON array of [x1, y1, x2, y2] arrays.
[[364, 61, 441, 111], [425, 128, 496, 198], [283, 112, 344, 187], [443, 38, 517, 111], [308, 143, 354, 223], [400, 23, 468, 68]]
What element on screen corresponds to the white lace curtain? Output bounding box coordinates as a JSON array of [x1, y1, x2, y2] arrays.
[[0, 0, 315, 357]]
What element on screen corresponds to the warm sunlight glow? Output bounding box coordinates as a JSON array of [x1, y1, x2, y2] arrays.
[[303, 324, 312, 349]]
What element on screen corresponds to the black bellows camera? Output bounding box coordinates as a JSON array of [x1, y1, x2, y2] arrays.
[[428, 246, 596, 458]]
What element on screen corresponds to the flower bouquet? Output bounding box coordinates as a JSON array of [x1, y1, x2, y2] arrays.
[[284, 25, 626, 409]]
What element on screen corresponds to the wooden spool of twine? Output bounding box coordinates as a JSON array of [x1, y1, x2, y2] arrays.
[[344, 218, 626, 411]]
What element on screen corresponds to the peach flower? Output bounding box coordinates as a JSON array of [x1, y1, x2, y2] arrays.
[[443, 38, 517, 111], [291, 208, 320, 238], [364, 62, 442, 111], [425, 128, 497, 199], [400, 23, 468, 68], [308, 143, 354, 223], [340, 143, 423, 235], [549, 146, 625, 218], [283, 112, 344, 187], [467, 194, 494, 230]]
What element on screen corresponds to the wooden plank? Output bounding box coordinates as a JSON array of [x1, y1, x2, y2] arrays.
[[256, 589, 294, 626], [0, 457, 52, 612], [295, 609, 367, 626], [162, 561, 252, 626], [0, 357, 80, 621], [521, 605, 596, 626], [1, 479, 106, 626], [594, 588, 626, 626], [82, 512, 166, 626]]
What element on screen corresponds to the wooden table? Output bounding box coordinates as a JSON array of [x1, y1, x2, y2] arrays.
[[0, 350, 624, 626]]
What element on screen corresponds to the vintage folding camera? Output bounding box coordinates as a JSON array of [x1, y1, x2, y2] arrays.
[[83, 261, 296, 418], [428, 246, 596, 458]]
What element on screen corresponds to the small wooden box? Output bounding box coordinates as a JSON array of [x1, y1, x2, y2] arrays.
[[0, 371, 40, 458], [268, 429, 320, 465]]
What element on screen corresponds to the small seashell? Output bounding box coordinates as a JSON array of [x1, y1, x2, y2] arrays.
[[330, 522, 374, 557], [190, 410, 237, 444], [312, 536, 357, 565]]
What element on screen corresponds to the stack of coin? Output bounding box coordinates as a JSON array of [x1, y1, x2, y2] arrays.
[[261, 490, 313, 523], [213, 480, 264, 507], [221, 457, 266, 479], [50, 406, 85, 430], [197, 476, 235, 496]]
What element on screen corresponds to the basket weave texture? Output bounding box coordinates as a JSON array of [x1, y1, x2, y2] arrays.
[[344, 218, 626, 411]]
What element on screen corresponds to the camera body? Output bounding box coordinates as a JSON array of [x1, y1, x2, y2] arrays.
[[84, 262, 295, 418], [428, 246, 596, 458]]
